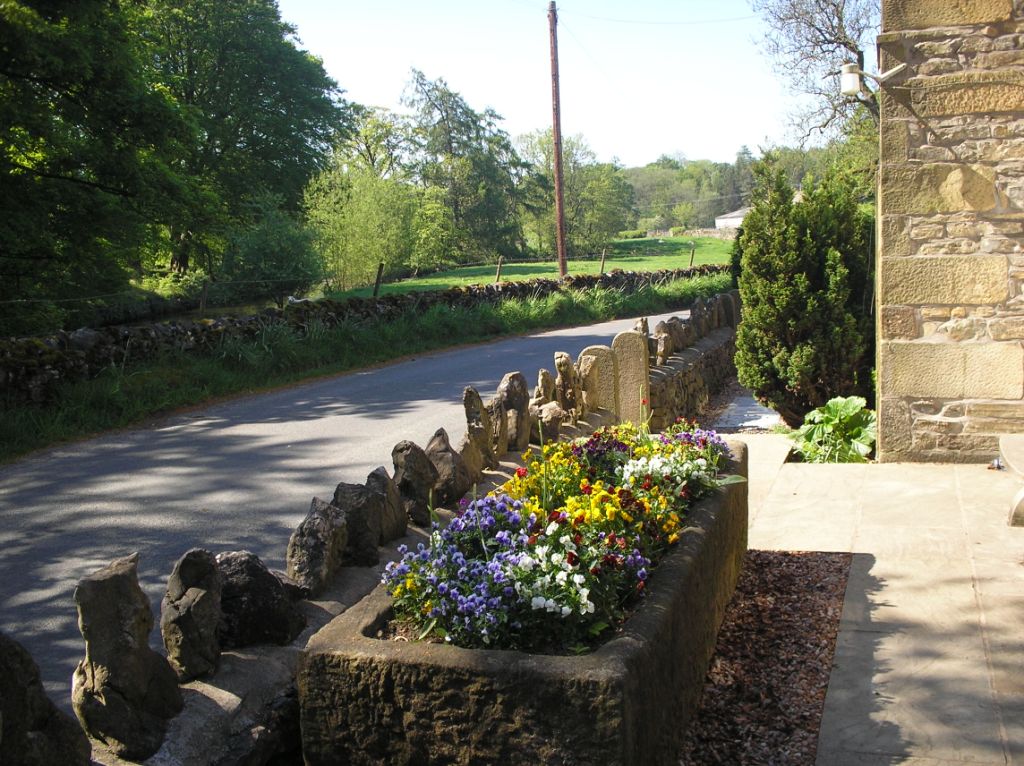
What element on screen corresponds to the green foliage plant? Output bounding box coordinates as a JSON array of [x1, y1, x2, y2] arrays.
[[734, 157, 874, 426], [789, 396, 876, 463]]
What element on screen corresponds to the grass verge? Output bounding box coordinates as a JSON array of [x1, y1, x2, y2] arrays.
[[0, 272, 731, 463]]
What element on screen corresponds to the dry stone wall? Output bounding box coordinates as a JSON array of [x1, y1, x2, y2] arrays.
[[0, 266, 727, 404], [877, 0, 1024, 461]]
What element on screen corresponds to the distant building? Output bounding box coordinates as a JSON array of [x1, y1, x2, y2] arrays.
[[714, 207, 750, 229]]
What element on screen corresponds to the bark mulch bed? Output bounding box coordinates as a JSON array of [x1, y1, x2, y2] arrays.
[[677, 549, 851, 765]]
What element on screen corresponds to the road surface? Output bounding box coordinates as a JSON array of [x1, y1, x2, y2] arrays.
[[0, 310, 686, 707]]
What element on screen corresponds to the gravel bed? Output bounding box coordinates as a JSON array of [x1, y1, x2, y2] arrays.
[[678, 550, 851, 765]]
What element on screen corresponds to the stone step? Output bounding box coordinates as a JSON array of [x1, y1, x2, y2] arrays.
[[997, 435, 1024, 526]]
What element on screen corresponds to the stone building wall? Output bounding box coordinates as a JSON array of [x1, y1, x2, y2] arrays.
[[877, 0, 1024, 461]]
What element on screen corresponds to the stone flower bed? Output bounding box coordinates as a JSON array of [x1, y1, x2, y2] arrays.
[[298, 428, 748, 766]]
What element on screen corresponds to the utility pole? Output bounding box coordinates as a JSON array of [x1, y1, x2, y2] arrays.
[[548, 1, 568, 278]]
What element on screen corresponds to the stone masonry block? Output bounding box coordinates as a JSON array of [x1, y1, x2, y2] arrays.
[[880, 255, 1008, 305], [883, 0, 1012, 30], [881, 164, 1005, 215], [881, 340, 1024, 399], [881, 305, 919, 339], [911, 72, 1024, 118]]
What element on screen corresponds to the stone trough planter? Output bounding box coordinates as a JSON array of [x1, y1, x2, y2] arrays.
[[298, 442, 748, 766]]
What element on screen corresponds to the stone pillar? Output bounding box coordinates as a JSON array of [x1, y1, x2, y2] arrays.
[[611, 331, 650, 427], [876, 0, 1024, 461]]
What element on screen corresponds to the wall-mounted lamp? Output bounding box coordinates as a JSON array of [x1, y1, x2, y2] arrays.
[[840, 62, 909, 96]]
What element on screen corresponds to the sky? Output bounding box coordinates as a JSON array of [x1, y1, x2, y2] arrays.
[[275, 0, 804, 168]]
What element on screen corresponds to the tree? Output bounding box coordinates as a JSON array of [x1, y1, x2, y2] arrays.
[[220, 194, 322, 308], [404, 70, 525, 261], [750, 0, 881, 135], [734, 158, 874, 426], [304, 160, 418, 290], [519, 131, 633, 257], [0, 0, 192, 334], [135, 0, 351, 273]]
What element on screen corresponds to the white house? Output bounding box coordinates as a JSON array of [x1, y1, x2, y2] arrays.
[[714, 207, 750, 229]]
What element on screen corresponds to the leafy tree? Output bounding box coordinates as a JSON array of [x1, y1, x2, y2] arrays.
[[404, 70, 525, 261], [219, 194, 322, 308], [135, 0, 351, 273], [304, 160, 418, 290], [0, 0, 192, 334], [519, 131, 632, 257], [734, 158, 873, 426], [751, 0, 881, 135]]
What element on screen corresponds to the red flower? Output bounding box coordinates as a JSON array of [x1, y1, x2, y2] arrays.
[[527, 534, 538, 545], [515, 466, 528, 478], [566, 551, 579, 566]]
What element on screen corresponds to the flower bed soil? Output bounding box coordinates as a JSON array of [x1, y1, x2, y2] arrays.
[[678, 550, 851, 765]]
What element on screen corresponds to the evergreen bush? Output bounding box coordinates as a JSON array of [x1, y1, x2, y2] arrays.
[[734, 160, 873, 426]]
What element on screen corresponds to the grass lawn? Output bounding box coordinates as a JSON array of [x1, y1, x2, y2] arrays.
[[327, 236, 733, 300]]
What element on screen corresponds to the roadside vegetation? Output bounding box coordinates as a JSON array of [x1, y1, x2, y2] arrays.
[[0, 272, 730, 463]]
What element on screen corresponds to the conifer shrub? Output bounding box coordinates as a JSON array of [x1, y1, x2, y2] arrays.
[[734, 160, 873, 426]]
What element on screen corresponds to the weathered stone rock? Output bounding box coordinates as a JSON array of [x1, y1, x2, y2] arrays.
[[366, 466, 406, 544], [160, 548, 223, 681], [690, 298, 707, 338], [217, 551, 306, 649], [577, 345, 619, 416], [532, 400, 566, 444], [425, 427, 474, 506], [332, 482, 383, 566], [286, 498, 349, 596], [554, 351, 580, 423], [486, 397, 509, 460], [272, 569, 309, 601], [72, 553, 183, 761], [0, 631, 90, 766], [456, 432, 485, 485], [633, 316, 649, 335], [462, 387, 498, 470], [532, 368, 555, 406], [392, 440, 440, 526], [612, 330, 651, 426], [496, 371, 532, 451]]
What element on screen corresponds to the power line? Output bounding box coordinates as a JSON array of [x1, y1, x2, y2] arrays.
[[561, 10, 757, 26]]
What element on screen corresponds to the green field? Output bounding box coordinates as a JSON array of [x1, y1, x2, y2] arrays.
[[327, 236, 732, 300]]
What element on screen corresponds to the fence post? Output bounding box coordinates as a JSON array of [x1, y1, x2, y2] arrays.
[[688, 244, 696, 268], [494, 256, 504, 284], [372, 262, 385, 297], [599, 248, 607, 275]]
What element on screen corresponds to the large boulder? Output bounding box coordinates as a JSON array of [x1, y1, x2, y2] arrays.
[[0, 631, 90, 766], [366, 466, 406, 544], [496, 372, 531, 451], [286, 498, 349, 596], [532, 401, 566, 444], [217, 551, 306, 649], [332, 482, 384, 566], [425, 427, 474, 506], [160, 548, 223, 681], [72, 553, 183, 761], [392, 440, 440, 526], [463, 387, 498, 469]]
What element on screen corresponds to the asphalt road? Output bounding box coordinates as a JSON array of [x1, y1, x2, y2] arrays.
[[0, 309, 686, 707]]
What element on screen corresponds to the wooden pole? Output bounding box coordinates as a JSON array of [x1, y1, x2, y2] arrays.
[[495, 256, 504, 283], [372, 262, 385, 297], [549, 2, 568, 279], [688, 245, 696, 268], [599, 248, 607, 274]]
